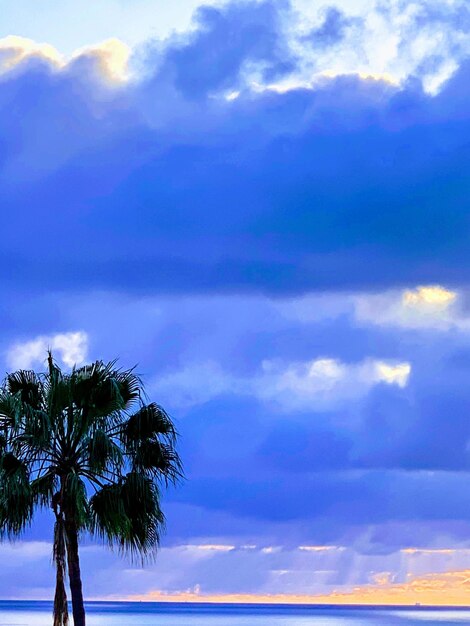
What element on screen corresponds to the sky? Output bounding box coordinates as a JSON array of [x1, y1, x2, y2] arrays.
[[3, 0, 470, 606]]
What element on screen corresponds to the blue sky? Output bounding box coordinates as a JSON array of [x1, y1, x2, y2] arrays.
[[0, 0, 203, 52], [3, 0, 470, 604]]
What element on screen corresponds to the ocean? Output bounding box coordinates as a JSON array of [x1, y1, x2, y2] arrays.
[[0, 602, 469, 626]]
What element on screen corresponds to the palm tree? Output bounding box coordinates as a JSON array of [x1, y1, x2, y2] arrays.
[[0, 353, 182, 626]]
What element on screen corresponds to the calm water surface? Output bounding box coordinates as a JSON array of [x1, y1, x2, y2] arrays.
[[0, 602, 469, 626]]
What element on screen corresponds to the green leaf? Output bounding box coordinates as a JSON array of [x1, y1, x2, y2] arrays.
[[87, 430, 123, 473], [31, 473, 58, 508], [62, 474, 89, 528], [6, 371, 43, 409], [124, 403, 176, 443], [0, 454, 33, 536], [133, 440, 183, 484], [89, 483, 130, 542]]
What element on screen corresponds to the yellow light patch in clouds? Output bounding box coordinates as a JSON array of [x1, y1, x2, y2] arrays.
[[403, 285, 457, 308], [0, 35, 130, 82], [374, 361, 411, 387], [71, 38, 131, 82], [0, 35, 62, 70], [352, 284, 461, 330], [402, 548, 458, 555]]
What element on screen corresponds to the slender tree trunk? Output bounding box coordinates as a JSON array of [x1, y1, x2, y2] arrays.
[[53, 514, 69, 626], [65, 517, 86, 626]]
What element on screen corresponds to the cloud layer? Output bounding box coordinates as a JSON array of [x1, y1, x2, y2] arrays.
[[3, 0, 470, 603], [2, 1, 470, 296]]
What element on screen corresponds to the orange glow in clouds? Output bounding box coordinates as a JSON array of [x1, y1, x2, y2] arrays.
[[125, 569, 470, 606]]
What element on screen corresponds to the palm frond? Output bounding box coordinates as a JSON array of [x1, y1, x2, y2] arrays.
[[89, 473, 165, 559], [119, 472, 165, 558], [0, 453, 33, 536], [71, 361, 130, 423], [87, 430, 123, 474], [0, 392, 23, 428], [89, 483, 130, 543], [31, 473, 58, 508], [62, 474, 88, 529], [124, 403, 177, 444], [22, 409, 52, 449], [133, 440, 183, 485], [6, 371, 43, 410], [114, 369, 142, 409], [44, 359, 71, 420]]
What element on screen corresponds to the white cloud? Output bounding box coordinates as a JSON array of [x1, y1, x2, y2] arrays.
[[0, 35, 62, 72], [354, 285, 467, 330], [7, 331, 88, 370], [70, 38, 131, 81], [298, 545, 344, 552], [256, 357, 411, 411], [152, 356, 411, 412], [0, 35, 130, 82], [280, 284, 468, 332], [181, 544, 236, 553], [1, 0, 468, 96]]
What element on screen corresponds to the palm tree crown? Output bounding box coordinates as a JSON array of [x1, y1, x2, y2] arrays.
[[0, 354, 182, 626]]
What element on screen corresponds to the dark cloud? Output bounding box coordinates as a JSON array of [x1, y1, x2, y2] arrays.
[[156, 0, 295, 99], [0, 2, 470, 295], [171, 469, 470, 532]]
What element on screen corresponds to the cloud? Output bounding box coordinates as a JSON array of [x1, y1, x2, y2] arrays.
[[255, 357, 411, 410], [0, 36, 62, 71], [175, 469, 470, 531], [152, 361, 237, 409], [119, 541, 470, 601], [305, 7, 360, 49], [0, 35, 131, 85], [2, 4, 470, 295], [282, 284, 470, 332], [1, 287, 470, 595], [69, 38, 131, 82], [0, 541, 51, 564], [4, 0, 470, 600], [152, 356, 411, 410], [403, 285, 456, 307], [299, 568, 470, 606], [6, 331, 88, 369], [354, 285, 470, 330], [5, 536, 470, 604], [156, 1, 295, 99]]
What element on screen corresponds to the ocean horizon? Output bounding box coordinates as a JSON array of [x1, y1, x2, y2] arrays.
[[1, 601, 470, 625]]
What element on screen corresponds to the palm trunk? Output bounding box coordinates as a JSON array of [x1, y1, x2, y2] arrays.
[[65, 517, 86, 626], [53, 515, 69, 626]]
